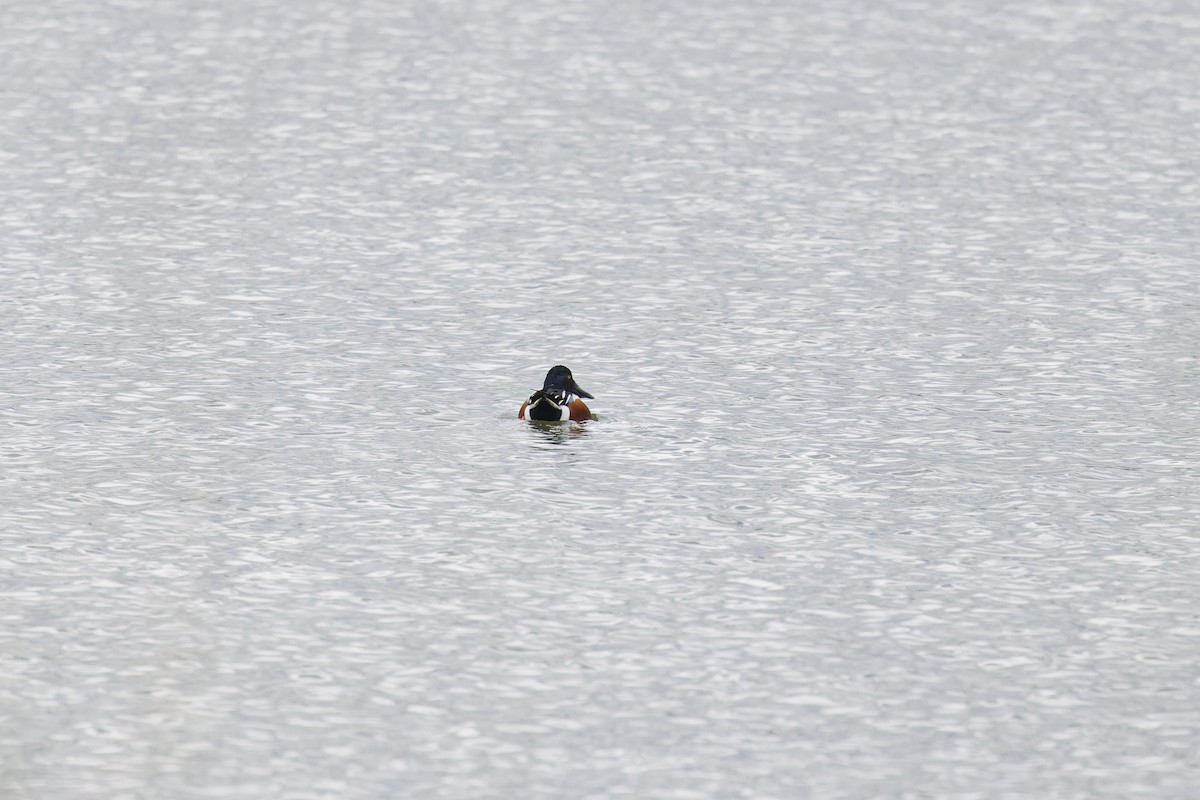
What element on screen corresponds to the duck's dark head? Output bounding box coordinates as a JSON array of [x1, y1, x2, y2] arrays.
[[543, 365, 593, 399]]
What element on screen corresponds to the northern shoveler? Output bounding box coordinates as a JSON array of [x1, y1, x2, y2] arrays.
[[519, 365, 595, 421]]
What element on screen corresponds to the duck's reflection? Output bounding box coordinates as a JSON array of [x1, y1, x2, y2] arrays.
[[525, 420, 591, 445]]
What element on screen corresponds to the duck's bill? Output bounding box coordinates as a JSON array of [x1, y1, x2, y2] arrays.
[[569, 379, 594, 399]]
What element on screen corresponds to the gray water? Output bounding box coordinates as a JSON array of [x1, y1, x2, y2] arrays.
[[3, 0, 1199, 797]]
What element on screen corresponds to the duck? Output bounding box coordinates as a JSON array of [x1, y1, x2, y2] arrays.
[[518, 365, 595, 421]]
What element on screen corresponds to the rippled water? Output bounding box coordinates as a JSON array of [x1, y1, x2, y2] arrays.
[[3, 0, 1199, 797]]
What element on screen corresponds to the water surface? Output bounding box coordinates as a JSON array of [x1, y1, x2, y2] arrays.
[[2, 1, 1199, 797]]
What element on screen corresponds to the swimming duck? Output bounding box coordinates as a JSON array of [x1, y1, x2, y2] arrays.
[[518, 365, 595, 421]]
